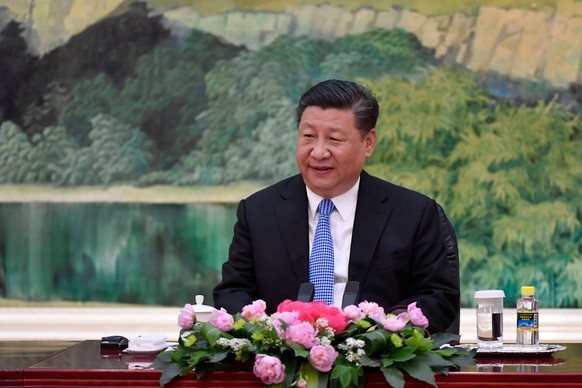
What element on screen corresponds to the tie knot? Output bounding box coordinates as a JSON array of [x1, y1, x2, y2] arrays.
[[319, 199, 335, 218]]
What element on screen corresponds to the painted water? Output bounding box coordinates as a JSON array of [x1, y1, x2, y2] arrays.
[[0, 202, 237, 306]]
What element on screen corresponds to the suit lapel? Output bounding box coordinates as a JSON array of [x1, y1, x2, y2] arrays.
[[349, 172, 393, 283], [275, 175, 310, 283]]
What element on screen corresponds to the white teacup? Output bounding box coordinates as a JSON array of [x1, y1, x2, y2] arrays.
[[192, 295, 216, 322]]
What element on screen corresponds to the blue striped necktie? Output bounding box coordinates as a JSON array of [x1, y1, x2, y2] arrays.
[[309, 199, 335, 305]]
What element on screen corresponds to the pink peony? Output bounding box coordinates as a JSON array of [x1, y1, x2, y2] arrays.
[[309, 344, 338, 372], [253, 354, 286, 384], [408, 302, 429, 328], [285, 322, 319, 349], [277, 300, 348, 333], [277, 299, 322, 323], [178, 304, 196, 329], [397, 311, 410, 323], [242, 299, 267, 321], [209, 308, 234, 331], [358, 301, 386, 322], [316, 305, 349, 333], [382, 314, 408, 332], [342, 305, 365, 323], [272, 311, 300, 336]]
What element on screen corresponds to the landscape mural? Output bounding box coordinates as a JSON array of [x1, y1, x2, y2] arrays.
[[0, 0, 581, 309]]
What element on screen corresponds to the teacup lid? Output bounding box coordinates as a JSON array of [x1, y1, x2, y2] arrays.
[[192, 295, 215, 313], [474, 290, 505, 298]]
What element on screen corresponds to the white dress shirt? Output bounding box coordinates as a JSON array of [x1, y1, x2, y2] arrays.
[[306, 178, 359, 307]]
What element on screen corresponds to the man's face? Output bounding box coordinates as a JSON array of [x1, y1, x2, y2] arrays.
[[296, 106, 376, 198]]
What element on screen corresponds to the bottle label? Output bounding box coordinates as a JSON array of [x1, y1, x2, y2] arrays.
[[517, 311, 539, 332]]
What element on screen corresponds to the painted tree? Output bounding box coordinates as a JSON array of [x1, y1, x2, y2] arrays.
[[367, 69, 582, 307], [58, 114, 154, 185]]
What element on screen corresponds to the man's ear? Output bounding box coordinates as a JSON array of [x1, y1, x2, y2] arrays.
[[365, 128, 376, 157]]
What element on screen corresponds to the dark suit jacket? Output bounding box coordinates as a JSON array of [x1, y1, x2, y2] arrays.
[[213, 171, 460, 333]]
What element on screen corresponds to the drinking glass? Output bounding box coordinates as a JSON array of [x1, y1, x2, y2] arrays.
[[474, 290, 505, 348]]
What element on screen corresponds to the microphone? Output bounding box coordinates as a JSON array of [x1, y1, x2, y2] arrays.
[[297, 283, 315, 302], [341, 281, 360, 308]]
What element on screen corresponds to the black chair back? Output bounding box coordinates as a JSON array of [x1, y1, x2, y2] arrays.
[[437, 203, 460, 334]]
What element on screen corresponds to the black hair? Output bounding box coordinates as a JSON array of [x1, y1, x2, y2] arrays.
[[295, 79, 379, 135]]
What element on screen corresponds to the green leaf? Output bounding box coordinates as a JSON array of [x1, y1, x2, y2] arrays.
[[357, 328, 392, 354], [331, 364, 360, 388], [389, 346, 416, 362], [303, 360, 329, 388], [207, 351, 229, 363], [430, 333, 461, 348], [399, 358, 437, 387], [381, 366, 405, 388], [154, 350, 174, 365], [288, 343, 309, 358], [414, 351, 455, 369], [200, 322, 233, 346], [187, 350, 214, 366], [154, 350, 195, 385], [158, 361, 186, 387], [334, 322, 365, 342], [279, 355, 299, 387], [404, 333, 433, 350], [432, 366, 450, 376], [195, 355, 242, 379], [183, 334, 197, 347], [241, 320, 263, 336], [359, 355, 381, 368], [448, 352, 478, 367], [433, 348, 457, 357]]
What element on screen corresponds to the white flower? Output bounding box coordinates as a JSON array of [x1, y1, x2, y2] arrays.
[[338, 337, 367, 364], [316, 318, 328, 326], [216, 337, 252, 352], [320, 336, 331, 346]]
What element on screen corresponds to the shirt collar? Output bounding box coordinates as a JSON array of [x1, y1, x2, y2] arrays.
[[306, 178, 360, 221]]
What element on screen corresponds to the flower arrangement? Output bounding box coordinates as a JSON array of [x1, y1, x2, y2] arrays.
[[155, 299, 475, 388]]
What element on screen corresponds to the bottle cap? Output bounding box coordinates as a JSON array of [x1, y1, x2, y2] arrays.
[[521, 286, 535, 295]]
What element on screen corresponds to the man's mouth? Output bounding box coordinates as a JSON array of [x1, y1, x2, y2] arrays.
[[311, 166, 333, 173]]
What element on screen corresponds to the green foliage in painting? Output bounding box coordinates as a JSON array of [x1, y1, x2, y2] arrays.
[[177, 35, 329, 184], [0, 122, 77, 183], [59, 73, 120, 146], [0, 121, 34, 183], [1, 23, 581, 307], [59, 114, 155, 185], [366, 69, 582, 307], [5, 28, 432, 187], [59, 28, 242, 168], [174, 29, 434, 185], [326, 28, 435, 80]]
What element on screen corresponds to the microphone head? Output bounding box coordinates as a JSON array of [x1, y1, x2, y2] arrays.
[[341, 281, 360, 308], [297, 283, 315, 302]]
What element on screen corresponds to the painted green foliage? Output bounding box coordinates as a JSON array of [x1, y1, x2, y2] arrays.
[[0, 21, 581, 307], [366, 69, 582, 307]]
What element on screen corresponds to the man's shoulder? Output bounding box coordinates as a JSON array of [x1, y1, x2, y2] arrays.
[[361, 171, 433, 204], [244, 174, 304, 203]]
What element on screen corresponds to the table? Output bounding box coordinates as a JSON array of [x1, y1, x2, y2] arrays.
[[1, 340, 581, 387]]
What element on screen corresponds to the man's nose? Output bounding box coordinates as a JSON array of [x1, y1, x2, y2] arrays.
[[311, 141, 331, 158]]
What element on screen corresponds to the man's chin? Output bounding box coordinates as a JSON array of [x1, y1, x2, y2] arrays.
[[306, 182, 337, 198]]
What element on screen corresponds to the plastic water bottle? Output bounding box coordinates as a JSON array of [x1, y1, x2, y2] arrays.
[[516, 286, 539, 346]]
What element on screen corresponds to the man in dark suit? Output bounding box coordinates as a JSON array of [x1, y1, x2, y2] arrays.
[[213, 79, 459, 333]]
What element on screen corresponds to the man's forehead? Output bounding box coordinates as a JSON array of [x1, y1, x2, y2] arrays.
[[299, 107, 354, 124]]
